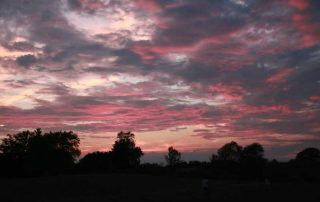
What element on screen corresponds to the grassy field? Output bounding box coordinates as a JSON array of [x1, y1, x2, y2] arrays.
[[0, 174, 319, 202]]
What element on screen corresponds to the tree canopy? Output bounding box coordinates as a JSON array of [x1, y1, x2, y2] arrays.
[[241, 143, 265, 162], [217, 141, 242, 161], [165, 146, 182, 167], [1, 128, 320, 181], [78, 151, 112, 172], [111, 131, 143, 169], [0, 128, 80, 175], [296, 148, 320, 162]]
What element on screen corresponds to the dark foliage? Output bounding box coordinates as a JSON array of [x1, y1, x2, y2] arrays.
[[239, 143, 267, 180], [295, 148, 320, 162], [1, 129, 320, 182], [240, 143, 264, 161], [77, 151, 112, 173], [217, 141, 242, 162], [111, 131, 143, 169], [165, 146, 182, 167], [292, 148, 320, 181], [0, 128, 80, 176]]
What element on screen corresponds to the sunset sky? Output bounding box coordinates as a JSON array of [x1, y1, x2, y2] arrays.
[[0, 0, 319, 162]]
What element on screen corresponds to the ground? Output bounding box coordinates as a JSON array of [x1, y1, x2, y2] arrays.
[[0, 174, 319, 202]]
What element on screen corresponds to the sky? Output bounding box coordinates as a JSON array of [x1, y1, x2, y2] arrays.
[[0, 0, 319, 162]]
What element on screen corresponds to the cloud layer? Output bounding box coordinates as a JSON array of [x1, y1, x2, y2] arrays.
[[0, 0, 319, 159]]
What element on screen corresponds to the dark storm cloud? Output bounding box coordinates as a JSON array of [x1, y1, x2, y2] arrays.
[[0, 0, 58, 17], [67, 0, 83, 10], [113, 49, 142, 66], [67, 0, 108, 13], [234, 110, 320, 135], [154, 0, 249, 45], [0, 0, 62, 42], [16, 54, 37, 67], [176, 62, 218, 82], [51, 43, 113, 62], [2, 41, 39, 52], [202, 109, 222, 118], [243, 46, 320, 108]]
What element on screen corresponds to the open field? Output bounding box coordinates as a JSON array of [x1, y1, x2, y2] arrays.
[[0, 174, 319, 202]]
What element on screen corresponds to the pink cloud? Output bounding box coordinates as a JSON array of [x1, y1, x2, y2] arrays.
[[234, 104, 293, 115], [267, 68, 294, 84], [131, 31, 236, 59], [135, 0, 161, 12], [292, 12, 320, 47], [288, 0, 310, 11], [79, 0, 107, 10], [208, 84, 244, 100], [309, 96, 320, 101]]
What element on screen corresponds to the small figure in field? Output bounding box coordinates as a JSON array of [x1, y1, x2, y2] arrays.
[[201, 178, 209, 195]]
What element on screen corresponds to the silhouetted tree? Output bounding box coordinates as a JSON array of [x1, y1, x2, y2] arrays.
[[240, 143, 266, 179], [111, 131, 143, 169], [0, 130, 37, 176], [218, 141, 242, 161], [241, 143, 265, 162], [78, 151, 112, 173], [165, 146, 181, 167], [0, 128, 80, 175], [293, 148, 320, 181], [28, 130, 80, 174], [295, 148, 320, 162], [0, 130, 36, 162]]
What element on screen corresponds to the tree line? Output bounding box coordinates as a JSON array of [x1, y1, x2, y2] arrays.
[[0, 129, 319, 181]]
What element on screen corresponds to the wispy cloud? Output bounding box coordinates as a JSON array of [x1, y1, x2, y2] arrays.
[[0, 0, 319, 159]]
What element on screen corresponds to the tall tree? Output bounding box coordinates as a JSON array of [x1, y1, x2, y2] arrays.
[[218, 141, 242, 161], [240, 143, 266, 179], [111, 131, 143, 169], [165, 146, 181, 167]]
